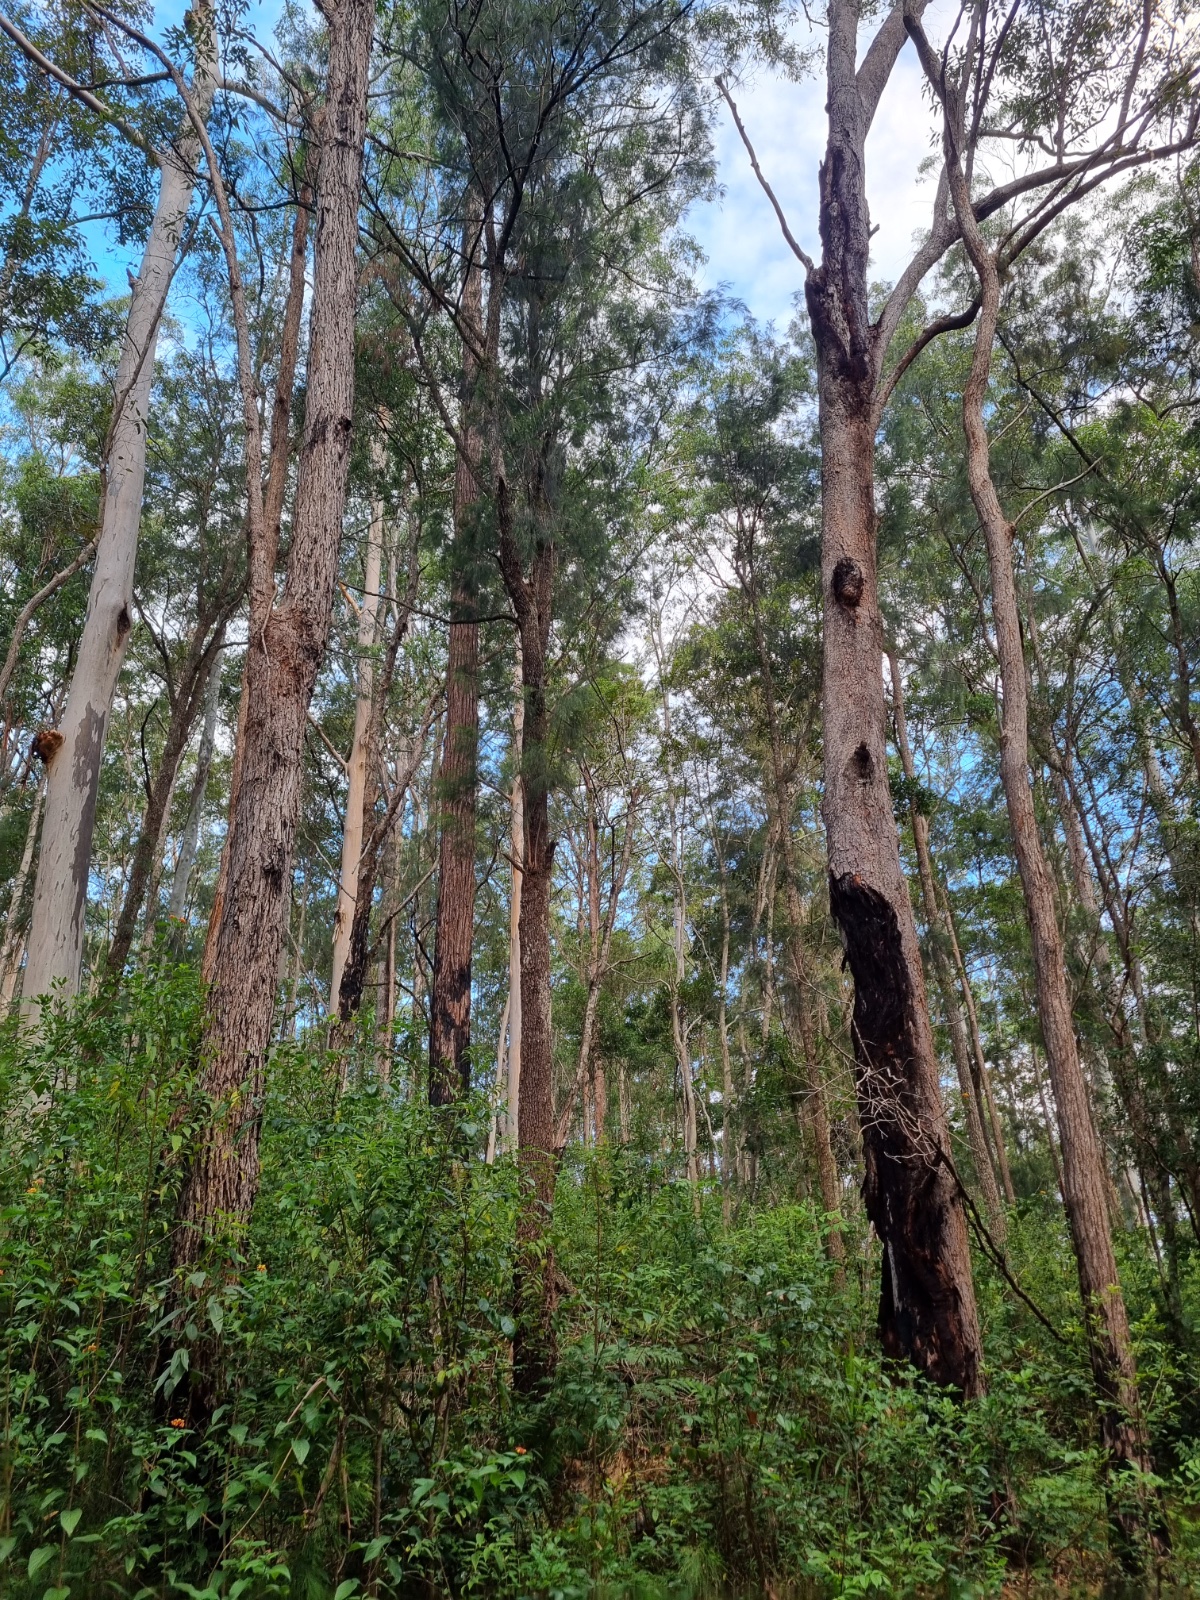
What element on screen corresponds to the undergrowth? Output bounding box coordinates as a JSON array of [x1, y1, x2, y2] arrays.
[[1, 966, 1198, 1598]]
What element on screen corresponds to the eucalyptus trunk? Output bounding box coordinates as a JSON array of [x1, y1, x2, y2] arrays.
[[805, 1, 982, 1393], [167, 645, 222, 927], [498, 493, 557, 1394], [174, 0, 373, 1270], [107, 624, 227, 976], [429, 246, 484, 1104], [329, 484, 384, 1012], [939, 105, 1158, 1522], [888, 651, 1006, 1238], [22, 14, 218, 1008]]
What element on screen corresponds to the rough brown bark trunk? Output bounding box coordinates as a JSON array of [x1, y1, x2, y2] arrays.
[[888, 651, 1006, 1238], [206, 180, 312, 959], [498, 481, 557, 1394], [428, 241, 484, 1105], [174, 0, 373, 1272], [806, 85, 982, 1389], [932, 82, 1159, 1517]]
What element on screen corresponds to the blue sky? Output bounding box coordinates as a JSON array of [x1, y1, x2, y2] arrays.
[[689, 40, 946, 329], [76, 0, 950, 335]]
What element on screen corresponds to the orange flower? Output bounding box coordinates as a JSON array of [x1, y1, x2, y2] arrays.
[[170, 1418, 187, 1429], [514, 1446, 526, 1455], [256, 1263, 267, 1273], [84, 1343, 99, 1354]]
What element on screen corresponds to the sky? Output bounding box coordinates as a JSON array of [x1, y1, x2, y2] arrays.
[[78, 0, 952, 335], [689, 39, 946, 329]]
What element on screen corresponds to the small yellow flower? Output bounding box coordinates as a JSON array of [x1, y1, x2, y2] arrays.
[[170, 1418, 187, 1429], [256, 1263, 267, 1273], [84, 1342, 99, 1353]]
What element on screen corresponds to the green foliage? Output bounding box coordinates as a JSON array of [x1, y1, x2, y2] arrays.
[[3, 982, 1200, 1596]]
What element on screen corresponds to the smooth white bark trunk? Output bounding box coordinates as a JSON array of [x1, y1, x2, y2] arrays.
[[329, 489, 384, 1010], [22, 24, 217, 1008]]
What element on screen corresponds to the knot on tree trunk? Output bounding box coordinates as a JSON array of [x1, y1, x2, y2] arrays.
[[831, 557, 864, 609]]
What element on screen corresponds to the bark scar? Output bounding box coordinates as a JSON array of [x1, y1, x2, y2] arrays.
[[832, 557, 864, 610]]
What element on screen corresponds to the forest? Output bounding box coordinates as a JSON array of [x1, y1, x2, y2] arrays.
[[0, 0, 1198, 1591]]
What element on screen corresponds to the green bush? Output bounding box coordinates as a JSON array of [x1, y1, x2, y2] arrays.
[[1, 971, 1197, 1597]]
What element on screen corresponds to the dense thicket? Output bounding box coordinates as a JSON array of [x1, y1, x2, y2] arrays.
[[1, 0, 1199, 1592]]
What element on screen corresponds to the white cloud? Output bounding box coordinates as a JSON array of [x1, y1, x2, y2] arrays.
[[688, 25, 948, 330]]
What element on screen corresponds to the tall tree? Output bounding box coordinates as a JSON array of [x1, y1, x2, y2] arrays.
[[174, 0, 375, 1271], [911, 14, 1161, 1535], [17, 4, 218, 1006], [717, 0, 1198, 1395]]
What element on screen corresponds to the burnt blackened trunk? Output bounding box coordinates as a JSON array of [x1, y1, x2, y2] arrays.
[[806, 8, 982, 1396]]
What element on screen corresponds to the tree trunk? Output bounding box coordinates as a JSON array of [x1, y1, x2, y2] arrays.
[[939, 112, 1158, 1513], [806, 44, 983, 1387], [107, 625, 226, 976], [0, 776, 45, 1005], [935, 879, 1017, 1205], [658, 673, 701, 1209], [428, 242, 484, 1105], [498, 483, 557, 1393], [329, 478, 384, 1010], [756, 682, 843, 1255], [22, 15, 218, 1009], [0, 537, 97, 715], [554, 782, 636, 1150], [167, 647, 222, 926], [711, 821, 735, 1222], [206, 177, 312, 955], [504, 647, 525, 1152], [888, 651, 1006, 1238], [174, 0, 373, 1272]]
